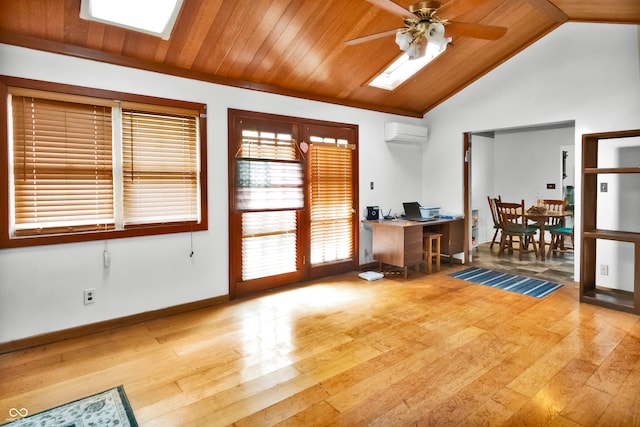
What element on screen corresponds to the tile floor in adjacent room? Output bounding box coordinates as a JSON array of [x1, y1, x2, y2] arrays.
[[470, 240, 575, 287]]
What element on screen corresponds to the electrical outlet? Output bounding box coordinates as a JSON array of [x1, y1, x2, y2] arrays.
[[600, 264, 609, 276], [84, 288, 95, 305]]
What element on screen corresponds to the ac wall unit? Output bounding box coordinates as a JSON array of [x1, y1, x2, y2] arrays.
[[384, 122, 428, 144]]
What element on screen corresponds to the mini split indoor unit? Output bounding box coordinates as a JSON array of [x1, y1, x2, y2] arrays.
[[384, 122, 428, 144]]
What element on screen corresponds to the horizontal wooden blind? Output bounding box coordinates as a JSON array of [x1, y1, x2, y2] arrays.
[[122, 109, 199, 225], [236, 128, 301, 280], [309, 139, 354, 265], [11, 96, 114, 236], [238, 130, 297, 160], [236, 159, 303, 211], [235, 130, 303, 212], [241, 210, 297, 280]]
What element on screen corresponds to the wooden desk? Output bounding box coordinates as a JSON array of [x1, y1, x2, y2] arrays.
[[370, 218, 464, 278]]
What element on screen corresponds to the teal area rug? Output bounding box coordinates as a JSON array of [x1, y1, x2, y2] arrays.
[[2, 385, 137, 426], [449, 267, 562, 298]]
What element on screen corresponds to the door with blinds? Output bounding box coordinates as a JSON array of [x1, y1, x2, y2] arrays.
[[229, 110, 358, 297], [304, 124, 358, 279]]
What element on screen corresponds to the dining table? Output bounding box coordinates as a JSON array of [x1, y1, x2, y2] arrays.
[[525, 208, 572, 261]]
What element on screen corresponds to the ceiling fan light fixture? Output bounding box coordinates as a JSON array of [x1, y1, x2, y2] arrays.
[[395, 29, 427, 60], [427, 23, 450, 52], [406, 38, 427, 59], [369, 35, 448, 91], [394, 23, 449, 61], [395, 29, 413, 52]]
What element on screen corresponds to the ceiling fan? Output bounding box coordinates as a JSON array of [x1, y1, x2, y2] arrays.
[[346, 0, 507, 59]]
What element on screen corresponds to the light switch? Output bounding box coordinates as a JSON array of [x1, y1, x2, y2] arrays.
[[370, 181, 374, 190], [600, 182, 608, 192]]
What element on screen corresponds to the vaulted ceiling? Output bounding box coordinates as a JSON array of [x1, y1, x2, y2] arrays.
[[1, 0, 639, 117]]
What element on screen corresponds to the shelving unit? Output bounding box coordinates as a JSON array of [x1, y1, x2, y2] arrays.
[[581, 129, 640, 314]]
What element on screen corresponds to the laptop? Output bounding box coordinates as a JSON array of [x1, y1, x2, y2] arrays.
[[403, 202, 436, 222]]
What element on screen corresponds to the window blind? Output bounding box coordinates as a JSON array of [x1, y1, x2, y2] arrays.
[[241, 210, 297, 280], [11, 96, 114, 236], [236, 159, 303, 211], [236, 128, 301, 280], [122, 109, 199, 225], [309, 138, 354, 264], [235, 130, 303, 212]]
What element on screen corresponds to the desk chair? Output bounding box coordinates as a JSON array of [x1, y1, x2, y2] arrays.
[[487, 195, 502, 250], [496, 199, 539, 260]]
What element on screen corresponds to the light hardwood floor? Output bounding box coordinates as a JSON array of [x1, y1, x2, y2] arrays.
[[2, 264, 640, 426]]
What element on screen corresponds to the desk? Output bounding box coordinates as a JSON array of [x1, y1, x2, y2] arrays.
[[525, 210, 572, 261], [370, 218, 464, 278]]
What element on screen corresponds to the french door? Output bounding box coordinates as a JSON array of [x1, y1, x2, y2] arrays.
[[228, 110, 358, 298]]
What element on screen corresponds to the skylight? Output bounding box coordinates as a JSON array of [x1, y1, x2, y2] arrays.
[[80, 0, 183, 40], [369, 41, 448, 91]]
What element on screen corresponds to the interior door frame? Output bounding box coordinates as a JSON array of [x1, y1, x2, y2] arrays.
[[463, 132, 471, 263]]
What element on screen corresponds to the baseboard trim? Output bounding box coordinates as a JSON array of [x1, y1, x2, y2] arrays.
[[0, 295, 230, 355], [359, 262, 379, 271]]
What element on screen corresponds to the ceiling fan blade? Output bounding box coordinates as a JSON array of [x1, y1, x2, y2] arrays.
[[345, 29, 400, 46], [366, 0, 415, 19], [437, 0, 494, 20], [445, 21, 507, 40]]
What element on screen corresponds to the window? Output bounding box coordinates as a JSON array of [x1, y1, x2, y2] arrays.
[[122, 107, 200, 225], [11, 95, 115, 236], [0, 77, 207, 247], [79, 0, 183, 40]]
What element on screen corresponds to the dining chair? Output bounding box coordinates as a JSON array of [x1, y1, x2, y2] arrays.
[[487, 195, 502, 250], [540, 197, 566, 237], [548, 225, 574, 257], [495, 199, 539, 260], [528, 198, 565, 240], [546, 200, 573, 258], [542, 199, 565, 219]]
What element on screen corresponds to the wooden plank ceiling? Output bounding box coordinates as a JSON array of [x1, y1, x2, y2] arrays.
[[1, 0, 639, 117]]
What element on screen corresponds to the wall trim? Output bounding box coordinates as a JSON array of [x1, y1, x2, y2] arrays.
[[0, 295, 229, 355]]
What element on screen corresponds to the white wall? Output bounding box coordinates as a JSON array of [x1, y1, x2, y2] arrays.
[[596, 137, 640, 292], [493, 125, 574, 207], [423, 22, 640, 281], [0, 44, 425, 343]]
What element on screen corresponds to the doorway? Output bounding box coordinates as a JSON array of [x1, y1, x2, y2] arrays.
[[465, 121, 576, 284]]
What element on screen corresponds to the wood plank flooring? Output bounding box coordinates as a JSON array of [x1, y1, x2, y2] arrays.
[[1, 262, 640, 426]]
